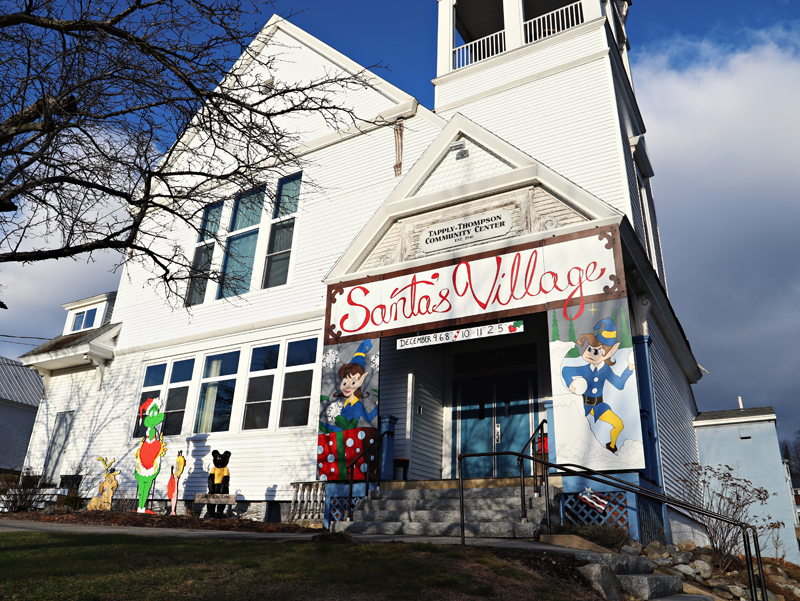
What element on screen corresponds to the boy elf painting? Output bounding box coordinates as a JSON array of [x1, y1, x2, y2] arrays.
[[320, 339, 377, 432], [318, 339, 379, 481], [561, 318, 635, 454]]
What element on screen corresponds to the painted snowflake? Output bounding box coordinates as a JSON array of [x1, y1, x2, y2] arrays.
[[370, 352, 380, 371], [322, 348, 340, 369], [325, 400, 344, 421]]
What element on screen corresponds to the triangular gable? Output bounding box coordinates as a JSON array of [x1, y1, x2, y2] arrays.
[[326, 113, 622, 281], [413, 135, 514, 197]]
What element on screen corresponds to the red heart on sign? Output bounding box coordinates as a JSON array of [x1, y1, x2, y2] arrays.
[[139, 439, 162, 469]]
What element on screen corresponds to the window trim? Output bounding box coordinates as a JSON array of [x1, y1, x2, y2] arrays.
[[132, 357, 197, 439], [260, 172, 302, 292], [275, 336, 319, 430], [192, 348, 243, 434], [241, 341, 282, 431]]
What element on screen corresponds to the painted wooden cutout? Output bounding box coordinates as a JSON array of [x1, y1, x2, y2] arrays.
[[86, 456, 119, 511], [134, 397, 166, 513], [167, 450, 185, 515]]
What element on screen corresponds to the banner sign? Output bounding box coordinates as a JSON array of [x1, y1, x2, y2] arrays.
[[396, 320, 524, 350], [317, 338, 380, 481], [421, 209, 512, 253], [547, 299, 645, 471], [325, 225, 624, 344]]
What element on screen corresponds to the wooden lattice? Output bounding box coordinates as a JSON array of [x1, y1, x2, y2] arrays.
[[329, 496, 363, 522], [564, 491, 629, 530]]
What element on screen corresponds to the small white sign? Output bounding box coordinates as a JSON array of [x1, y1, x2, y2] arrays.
[[397, 321, 524, 350], [421, 209, 512, 253]]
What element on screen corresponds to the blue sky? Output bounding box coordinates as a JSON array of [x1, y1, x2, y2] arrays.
[[3, 0, 800, 441]]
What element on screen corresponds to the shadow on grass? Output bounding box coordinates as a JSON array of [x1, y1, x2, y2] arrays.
[[0, 533, 502, 601]]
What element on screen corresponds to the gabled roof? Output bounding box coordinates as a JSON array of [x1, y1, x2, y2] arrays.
[[19, 322, 120, 359], [19, 322, 121, 372], [326, 112, 622, 281], [0, 357, 43, 407]]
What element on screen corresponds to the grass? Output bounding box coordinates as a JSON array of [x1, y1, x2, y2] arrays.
[[0, 532, 595, 601]]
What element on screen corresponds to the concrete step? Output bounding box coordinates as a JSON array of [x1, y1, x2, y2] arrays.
[[618, 574, 683, 600], [369, 487, 540, 501], [331, 520, 545, 537], [358, 497, 547, 511], [350, 508, 545, 523]]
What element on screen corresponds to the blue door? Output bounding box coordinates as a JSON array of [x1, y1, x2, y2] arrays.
[[455, 373, 535, 479]]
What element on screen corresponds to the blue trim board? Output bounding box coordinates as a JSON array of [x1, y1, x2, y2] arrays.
[[544, 399, 557, 474]]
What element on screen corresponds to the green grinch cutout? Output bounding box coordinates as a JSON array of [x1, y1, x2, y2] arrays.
[[134, 397, 167, 513]]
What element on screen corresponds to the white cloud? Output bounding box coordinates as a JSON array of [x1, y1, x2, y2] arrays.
[[632, 25, 800, 439], [0, 254, 121, 360]]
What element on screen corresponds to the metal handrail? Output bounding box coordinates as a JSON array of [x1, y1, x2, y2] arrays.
[[518, 419, 547, 488], [345, 429, 393, 522], [519, 419, 547, 459], [457, 450, 768, 601]]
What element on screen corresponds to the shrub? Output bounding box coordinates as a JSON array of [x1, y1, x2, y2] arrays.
[[0, 470, 48, 512], [554, 523, 630, 550]]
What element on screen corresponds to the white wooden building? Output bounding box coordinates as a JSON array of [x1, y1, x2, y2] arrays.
[[20, 0, 704, 539]]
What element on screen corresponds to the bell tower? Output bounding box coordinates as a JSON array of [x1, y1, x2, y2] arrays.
[[433, 0, 664, 284]]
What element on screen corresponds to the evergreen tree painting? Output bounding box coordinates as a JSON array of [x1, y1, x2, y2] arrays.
[[567, 316, 580, 358], [619, 305, 633, 348], [551, 311, 560, 342]]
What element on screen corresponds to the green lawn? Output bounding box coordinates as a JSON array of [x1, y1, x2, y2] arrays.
[[0, 532, 591, 600]]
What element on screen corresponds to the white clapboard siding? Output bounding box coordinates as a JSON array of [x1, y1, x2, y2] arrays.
[[438, 60, 630, 216], [410, 345, 446, 480], [112, 117, 441, 351], [0, 400, 38, 470], [378, 336, 413, 463], [435, 23, 608, 109], [649, 320, 699, 500], [642, 178, 668, 292], [623, 133, 647, 248]]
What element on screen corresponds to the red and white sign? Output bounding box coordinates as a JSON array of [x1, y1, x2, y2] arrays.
[[326, 226, 623, 344]]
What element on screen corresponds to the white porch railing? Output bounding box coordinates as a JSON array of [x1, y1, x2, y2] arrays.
[[453, 29, 506, 70], [524, 1, 585, 44], [287, 481, 325, 523]]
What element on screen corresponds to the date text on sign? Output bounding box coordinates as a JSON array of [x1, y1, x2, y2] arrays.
[[396, 321, 524, 350]]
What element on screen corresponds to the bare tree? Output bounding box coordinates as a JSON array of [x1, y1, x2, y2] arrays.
[[0, 0, 374, 307], [679, 462, 777, 571]]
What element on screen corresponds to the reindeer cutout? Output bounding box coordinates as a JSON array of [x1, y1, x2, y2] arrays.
[[87, 457, 120, 511]]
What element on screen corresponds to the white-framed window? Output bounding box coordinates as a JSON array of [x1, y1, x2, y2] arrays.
[[218, 186, 265, 299], [132, 358, 195, 438], [186, 202, 222, 307], [263, 173, 301, 289], [71, 308, 98, 332], [242, 343, 280, 430], [193, 350, 240, 433], [277, 337, 317, 428], [185, 173, 301, 305]]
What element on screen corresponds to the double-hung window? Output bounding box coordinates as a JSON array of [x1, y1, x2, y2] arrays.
[[278, 338, 317, 428], [243, 344, 280, 430], [194, 350, 240, 433], [263, 173, 301, 289], [187, 202, 222, 306], [133, 359, 195, 438], [219, 187, 264, 299]]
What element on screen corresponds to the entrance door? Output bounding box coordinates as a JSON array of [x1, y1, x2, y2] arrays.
[[42, 411, 74, 486], [455, 374, 534, 478]]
